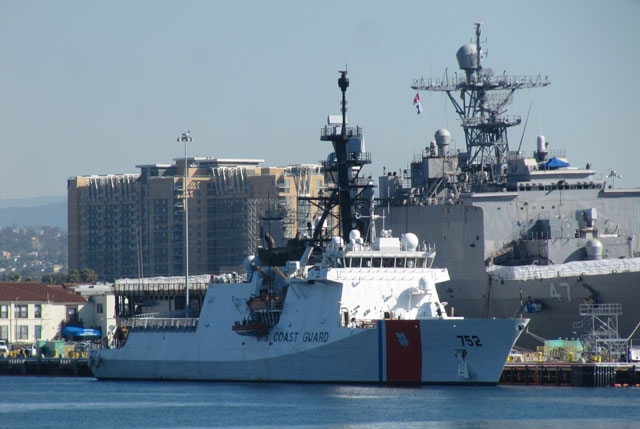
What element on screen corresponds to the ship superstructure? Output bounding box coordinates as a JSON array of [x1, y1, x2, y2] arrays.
[[89, 72, 528, 384], [382, 23, 640, 349]]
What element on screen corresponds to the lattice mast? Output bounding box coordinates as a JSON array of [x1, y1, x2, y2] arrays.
[[411, 23, 550, 185]]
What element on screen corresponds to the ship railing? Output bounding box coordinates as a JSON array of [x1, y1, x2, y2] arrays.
[[578, 303, 622, 316], [125, 317, 199, 331], [411, 74, 550, 91], [488, 257, 640, 281], [320, 125, 363, 139], [461, 115, 522, 128]]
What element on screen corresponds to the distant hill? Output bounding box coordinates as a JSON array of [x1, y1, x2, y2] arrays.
[[0, 197, 67, 230]]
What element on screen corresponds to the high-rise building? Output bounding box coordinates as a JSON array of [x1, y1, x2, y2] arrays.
[[68, 158, 327, 281]]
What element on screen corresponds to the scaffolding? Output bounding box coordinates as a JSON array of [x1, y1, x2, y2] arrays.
[[573, 303, 628, 362]]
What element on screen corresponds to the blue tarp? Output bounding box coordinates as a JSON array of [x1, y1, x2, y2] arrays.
[[540, 157, 570, 169], [61, 326, 101, 337]]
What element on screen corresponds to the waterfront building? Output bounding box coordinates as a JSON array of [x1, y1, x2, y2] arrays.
[[68, 158, 328, 281], [0, 282, 88, 345]]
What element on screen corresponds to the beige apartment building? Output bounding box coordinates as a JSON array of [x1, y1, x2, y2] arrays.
[[68, 158, 328, 281]]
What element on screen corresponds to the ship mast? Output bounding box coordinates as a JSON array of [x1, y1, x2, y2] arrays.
[[412, 23, 550, 187], [319, 71, 373, 241]]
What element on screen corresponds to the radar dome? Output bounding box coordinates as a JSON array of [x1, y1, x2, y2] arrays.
[[244, 255, 256, 272], [585, 239, 603, 260], [401, 233, 419, 251], [435, 129, 451, 155], [349, 229, 361, 242], [456, 43, 479, 70]]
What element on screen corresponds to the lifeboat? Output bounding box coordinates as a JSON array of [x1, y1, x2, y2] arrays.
[[232, 321, 269, 336]]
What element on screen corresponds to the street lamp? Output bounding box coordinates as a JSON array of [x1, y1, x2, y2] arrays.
[[177, 131, 194, 318]]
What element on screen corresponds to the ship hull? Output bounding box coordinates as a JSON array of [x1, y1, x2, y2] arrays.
[[91, 317, 527, 385], [385, 204, 640, 350], [439, 272, 640, 350]]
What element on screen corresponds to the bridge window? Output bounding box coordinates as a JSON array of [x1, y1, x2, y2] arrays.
[[406, 258, 416, 268], [396, 258, 405, 268], [416, 257, 426, 268], [372, 258, 381, 267], [382, 257, 394, 268]]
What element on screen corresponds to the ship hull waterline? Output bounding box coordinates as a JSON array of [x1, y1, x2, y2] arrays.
[[91, 318, 527, 385]]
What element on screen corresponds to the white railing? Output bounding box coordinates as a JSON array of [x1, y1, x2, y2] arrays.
[[126, 317, 199, 330]]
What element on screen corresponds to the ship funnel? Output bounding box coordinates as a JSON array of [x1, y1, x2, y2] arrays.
[[435, 129, 451, 156], [456, 43, 479, 71]]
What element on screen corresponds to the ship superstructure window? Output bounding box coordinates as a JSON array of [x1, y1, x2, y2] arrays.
[[15, 305, 28, 319], [372, 258, 381, 267], [416, 258, 426, 268], [396, 258, 405, 268], [382, 258, 394, 268], [406, 258, 416, 268]]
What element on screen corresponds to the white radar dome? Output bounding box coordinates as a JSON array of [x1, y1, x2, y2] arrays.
[[244, 255, 256, 272], [349, 229, 361, 241], [585, 239, 603, 260], [401, 233, 420, 251], [456, 43, 479, 70]]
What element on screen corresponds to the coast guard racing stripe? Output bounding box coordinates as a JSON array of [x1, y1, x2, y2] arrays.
[[385, 320, 422, 382]]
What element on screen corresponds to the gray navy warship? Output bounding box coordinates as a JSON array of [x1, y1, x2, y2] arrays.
[[380, 23, 640, 350]]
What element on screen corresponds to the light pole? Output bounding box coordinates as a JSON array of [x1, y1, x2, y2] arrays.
[[177, 131, 193, 318]]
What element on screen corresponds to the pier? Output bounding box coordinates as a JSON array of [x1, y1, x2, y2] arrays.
[[500, 363, 640, 387], [0, 357, 91, 377]]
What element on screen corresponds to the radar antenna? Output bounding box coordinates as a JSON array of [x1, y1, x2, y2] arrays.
[[411, 23, 550, 187]]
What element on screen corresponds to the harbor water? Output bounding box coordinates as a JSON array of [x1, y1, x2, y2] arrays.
[[1, 377, 639, 428]]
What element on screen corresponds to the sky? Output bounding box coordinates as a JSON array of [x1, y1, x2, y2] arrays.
[[1, 0, 639, 200]]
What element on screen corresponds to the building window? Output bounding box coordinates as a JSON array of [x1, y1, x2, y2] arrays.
[[96, 303, 104, 314], [66, 306, 78, 323], [0, 326, 7, 340], [15, 304, 28, 319], [17, 325, 28, 340], [0, 305, 7, 318], [34, 325, 42, 340], [34, 305, 42, 318]]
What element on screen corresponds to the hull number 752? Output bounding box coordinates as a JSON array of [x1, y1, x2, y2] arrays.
[[456, 335, 482, 347]]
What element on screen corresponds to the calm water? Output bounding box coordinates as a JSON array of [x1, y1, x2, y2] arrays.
[[1, 377, 639, 428]]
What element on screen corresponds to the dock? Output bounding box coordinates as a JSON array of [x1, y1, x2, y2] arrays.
[[0, 357, 91, 377], [500, 363, 640, 387]]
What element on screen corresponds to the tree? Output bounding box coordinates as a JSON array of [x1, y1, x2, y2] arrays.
[[79, 268, 98, 283], [8, 273, 20, 282], [67, 269, 80, 283]]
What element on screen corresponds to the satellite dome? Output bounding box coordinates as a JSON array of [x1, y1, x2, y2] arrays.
[[401, 233, 419, 251], [456, 43, 479, 70], [434, 128, 451, 143], [244, 255, 256, 272]]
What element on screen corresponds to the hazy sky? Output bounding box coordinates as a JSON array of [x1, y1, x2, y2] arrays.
[[1, 0, 639, 199]]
